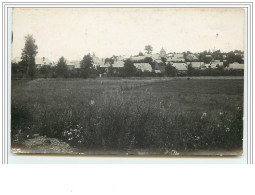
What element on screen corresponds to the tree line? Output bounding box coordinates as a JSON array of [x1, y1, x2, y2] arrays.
[[12, 35, 244, 79]]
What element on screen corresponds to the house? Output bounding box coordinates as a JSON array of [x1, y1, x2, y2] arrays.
[[112, 60, 124, 68], [134, 63, 152, 72], [174, 53, 184, 58], [226, 62, 244, 70], [186, 54, 199, 62], [65, 61, 75, 70], [167, 53, 184, 58], [205, 55, 212, 58], [172, 63, 188, 72], [191, 62, 204, 69], [145, 53, 160, 60], [35, 57, 52, 68], [154, 63, 165, 73], [92, 55, 104, 67], [155, 59, 163, 64], [130, 56, 146, 61], [210, 60, 223, 69], [201, 63, 211, 70], [69, 60, 81, 69], [117, 55, 129, 61], [167, 56, 185, 62], [97, 61, 110, 73]]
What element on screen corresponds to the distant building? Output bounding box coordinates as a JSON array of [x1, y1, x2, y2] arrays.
[[185, 54, 199, 62], [201, 63, 211, 70], [174, 53, 184, 58], [172, 63, 188, 72], [92, 55, 104, 67], [66, 61, 75, 70], [130, 56, 146, 61], [134, 63, 152, 72], [226, 62, 244, 70], [167, 56, 185, 62], [154, 63, 165, 73], [145, 53, 160, 60], [160, 48, 167, 58], [112, 60, 125, 68], [210, 61, 223, 69], [35, 57, 52, 68], [69, 60, 81, 69], [191, 62, 204, 69], [155, 59, 163, 64]]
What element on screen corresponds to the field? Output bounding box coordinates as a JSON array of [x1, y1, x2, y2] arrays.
[[11, 77, 244, 155]]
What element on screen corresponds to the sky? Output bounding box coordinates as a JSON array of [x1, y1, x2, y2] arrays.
[[12, 8, 245, 61]]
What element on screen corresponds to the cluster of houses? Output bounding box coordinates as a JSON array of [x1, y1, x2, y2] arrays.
[[12, 48, 244, 75]]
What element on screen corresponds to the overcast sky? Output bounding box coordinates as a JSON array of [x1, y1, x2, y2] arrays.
[[12, 8, 245, 61]]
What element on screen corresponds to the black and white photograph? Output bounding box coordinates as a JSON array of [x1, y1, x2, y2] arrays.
[[11, 7, 245, 156]]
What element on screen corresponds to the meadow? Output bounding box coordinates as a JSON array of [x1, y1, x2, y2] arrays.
[[11, 77, 244, 155]]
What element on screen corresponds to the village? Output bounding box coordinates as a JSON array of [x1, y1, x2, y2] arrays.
[[11, 46, 244, 78]]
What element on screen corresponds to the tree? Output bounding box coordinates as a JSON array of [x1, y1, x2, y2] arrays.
[[143, 57, 153, 64], [187, 64, 194, 76], [123, 59, 136, 77], [108, 64, 114, 76], [80, 53, 94, 78], [161, 57, 167, 64], [144, 45, 153, 54], [138, 52, 144, 56], [56, 56, 68, 77], [21, 34, 38, 79], [226, 51, 244, 64], [165, 62, 177, 77]]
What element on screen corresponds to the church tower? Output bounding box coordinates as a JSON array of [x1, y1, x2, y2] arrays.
[[160, 47, 166, 58]]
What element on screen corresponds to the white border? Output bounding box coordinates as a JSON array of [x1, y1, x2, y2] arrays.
[[1, 1, 253, 164]]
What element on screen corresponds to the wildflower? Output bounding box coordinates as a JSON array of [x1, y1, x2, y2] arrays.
[[90, 100, 95, 106], [219, 112, 223, 116], [226, 128, 230, 132], [201, 112, 207, 119], [27, 135, 29, 138], [170, 150, 180, 156], [217, 124, 220, 128]]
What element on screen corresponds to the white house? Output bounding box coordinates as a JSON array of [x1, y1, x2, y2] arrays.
[[226, 62, 244, 70], [210, 60, 223, 69], [191, 62, 204, 69], [35, 57, 52, 68], [172, 63, 187, 72], [134, 63, 152, 72], [112, 60, 125, 68]]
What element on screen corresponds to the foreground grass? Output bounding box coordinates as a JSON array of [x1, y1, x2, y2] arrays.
[[11, 77, 243, 153]]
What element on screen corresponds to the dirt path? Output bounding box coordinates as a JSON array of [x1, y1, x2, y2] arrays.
[[12, 136, 77, 154]]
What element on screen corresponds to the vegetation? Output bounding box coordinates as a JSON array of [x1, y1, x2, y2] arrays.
[[11, 78, 243, 154], [20, 34, 38, 79], [80, 53, 95, 78], [123, 59, 137, 77], [144, 45, 153, 54], [56, 56, 68, 77]]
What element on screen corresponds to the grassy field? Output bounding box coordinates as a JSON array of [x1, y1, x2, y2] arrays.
[[11, 77, 244, 155]]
